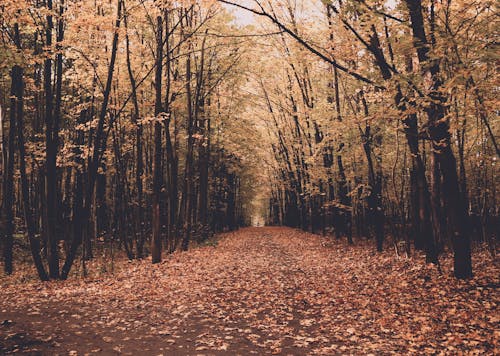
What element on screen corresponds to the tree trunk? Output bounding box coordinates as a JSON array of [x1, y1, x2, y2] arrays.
[[61, 0, 122, 279], [44, 0, 60, 279], [14, 65, 49, 280], [151, 15, 164, 264], [123, 5, 144, 258], [181, 48, 195, 251], [1, 67, 19, 275], [405, 0, 472, 278]]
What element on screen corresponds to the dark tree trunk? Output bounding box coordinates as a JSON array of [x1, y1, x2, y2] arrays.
[[61, 0, 122, 279], [181, 49, 195, 251], [405, 0, 472, 278], [44, 0, 60, 279], [151, 15, 164, 264], [1, 67, 19, 275], [360, 95, 384, 252], [14, 65, 49, 280], [198, 116, 210, 240], [123, 6, 144, 258]]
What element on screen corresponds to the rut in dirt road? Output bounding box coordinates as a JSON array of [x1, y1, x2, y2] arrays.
[[1, 227, 498, 355]]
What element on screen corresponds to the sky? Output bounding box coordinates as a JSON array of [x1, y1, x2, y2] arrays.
[[222, 0, 398, 26], [222, 0, 397, 27], [221, 2, 256, 26]]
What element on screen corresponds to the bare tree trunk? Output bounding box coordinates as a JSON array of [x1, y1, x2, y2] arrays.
[[405, 0, 472, 278], [124, 4, 144, 258], [198, 115, 210, 240], [151, 15, 164, 264], [44, 0, 60, 279], [1, 67, 19, 275], [13, 65, 49, 280], [181, 44, 195, 251], [61, 0, 122, 279], [359, 95, 384, 252]]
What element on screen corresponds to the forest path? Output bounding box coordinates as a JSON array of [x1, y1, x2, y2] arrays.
[[1, 227, 498, 355]]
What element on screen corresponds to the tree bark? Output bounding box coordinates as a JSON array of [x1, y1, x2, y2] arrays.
[[405, 0, 472, 278], [1, 67, 19, 275], [61, 0, 122, 279], [151, 15, 164, 264], [13, 65, 49, 280]]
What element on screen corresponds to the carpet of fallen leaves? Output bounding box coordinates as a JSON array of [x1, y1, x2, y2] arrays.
[[1, 227, 498, 355]]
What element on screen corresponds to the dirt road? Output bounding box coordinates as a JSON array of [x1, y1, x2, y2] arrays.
[[1, 227, 498, 355]]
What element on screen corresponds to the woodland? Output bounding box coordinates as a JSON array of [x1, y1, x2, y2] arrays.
[[0, 0, 498, 354]]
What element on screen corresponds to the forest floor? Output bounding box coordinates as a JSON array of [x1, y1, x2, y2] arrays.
[[0, 227, 498, 355]]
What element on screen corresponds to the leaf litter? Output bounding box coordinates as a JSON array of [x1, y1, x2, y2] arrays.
[[0, 227, 498, 355]]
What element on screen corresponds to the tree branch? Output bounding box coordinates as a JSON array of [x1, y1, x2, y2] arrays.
[[218, 0, 384, 89]]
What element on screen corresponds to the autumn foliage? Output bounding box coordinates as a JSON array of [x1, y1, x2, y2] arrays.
[[0, 0, 498, 353]]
